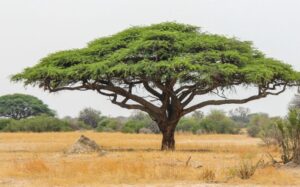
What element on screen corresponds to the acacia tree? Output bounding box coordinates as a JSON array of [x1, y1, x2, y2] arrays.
[[12, 23, 300, 150], [0, 94, 55, 120]]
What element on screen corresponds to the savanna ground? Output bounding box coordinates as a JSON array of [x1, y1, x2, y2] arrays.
[[0, 132, 299, 187]]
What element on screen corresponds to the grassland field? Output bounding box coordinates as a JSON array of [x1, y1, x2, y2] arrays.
[[0, 132, 299, 187]]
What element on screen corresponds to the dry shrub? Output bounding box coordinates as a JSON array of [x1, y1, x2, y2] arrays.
[[200, 168, 216, 182], [228, 159, 263, 180], [236, 160, 257, 179]]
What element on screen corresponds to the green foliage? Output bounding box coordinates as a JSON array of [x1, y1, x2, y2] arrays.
[[63, 116, 91, 130], [0, 119, 12, 130], [3, 115, 71, 132], [12, 22, 300, 92], [247, 113, 271, 137], [130, 112, 159, 133], [78, 107, 102, 128], [247, 125, 260, 138], [96, 117, 123, 132], [0, 94, 55, 120], [274, 108, 300, 164], [177, 110, 240, 134], [120, 111, 158, 133], [176, 111, 204, 133], [122, 120, 145, 133], [258, 117, 280, 146], [177, 117, 200, 133], [199, 110, 240, 134]]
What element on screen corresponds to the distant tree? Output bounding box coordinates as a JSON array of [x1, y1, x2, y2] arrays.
[[200, 110, 240, 134], [3, 115, 71, 132], [12, 22, 300, 150], [121, 111, 159, 133], [62, 116, 91, 130], [191, 111, 204, 121], [78, 107, 102, 128], [0, 94, 55, 120], [229, 107, 250, 127], [247, 113, 270, 137]]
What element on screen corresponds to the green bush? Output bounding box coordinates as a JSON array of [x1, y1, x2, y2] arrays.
[[130, 112, 158, 132], [120, 112, 158, 134], [247, 124, 261, 137], [199, 118, 239, 134], [0, 119, 12, 130], [177, 117, 201, 133], [3, 115, 72, 132], [258, 117, 280, 146], [177, 110, 239, 134], [122, 120, 145, 133], [199, 110, 240, 134], [247, 113, 271, 137], [97, 117, 123, 132], [63, 117, 91, 130]]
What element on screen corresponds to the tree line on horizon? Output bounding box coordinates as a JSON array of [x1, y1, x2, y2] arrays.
[[0, 93, 288, 137]]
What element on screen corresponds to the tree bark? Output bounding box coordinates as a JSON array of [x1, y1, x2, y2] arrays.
[[160, 122, 177, 151]]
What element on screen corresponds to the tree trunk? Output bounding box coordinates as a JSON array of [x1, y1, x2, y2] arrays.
[[160, 123, 177, 151]]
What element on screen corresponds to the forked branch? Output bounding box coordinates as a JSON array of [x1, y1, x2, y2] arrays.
[[182, 84, 288, 115]]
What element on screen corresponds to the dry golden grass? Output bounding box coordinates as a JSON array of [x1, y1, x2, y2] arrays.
[[0, 132, 299, 186]]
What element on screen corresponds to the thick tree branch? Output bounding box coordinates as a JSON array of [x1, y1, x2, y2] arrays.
[[111, 95, 145, 111], [47, 80, 163, 117], [181, 86, 218, 107], [182, 84, 287, 116], [142, 81, 162, 99]]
